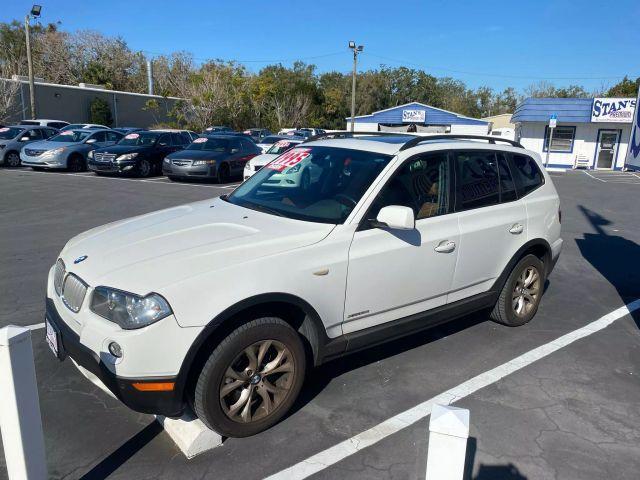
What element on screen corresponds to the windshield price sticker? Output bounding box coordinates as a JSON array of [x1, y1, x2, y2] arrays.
[[125, 133, 140, 140], [60, 130, 74, 136], [274, 140, 291, 148], [267, 148, 311, 171], [193, 137, 208, 143], [0, 127, 9, 132]]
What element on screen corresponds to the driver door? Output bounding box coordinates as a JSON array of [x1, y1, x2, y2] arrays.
[[343, 151, 460, 334]]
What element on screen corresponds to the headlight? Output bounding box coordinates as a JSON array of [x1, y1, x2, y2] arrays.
[[193, 159, 216, 166], [44, 147, 65, 157], [116, 153, 138, 161], [90, 287, 172, 329], [286, 164, 301, 173], [88, 150, 94, 159]]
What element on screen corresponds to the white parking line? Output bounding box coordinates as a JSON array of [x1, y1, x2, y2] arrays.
[[266, 299, 640, 480], [26, 323, 45, 330], [582, 170, 606, 182], [0, 168, 232, 189]]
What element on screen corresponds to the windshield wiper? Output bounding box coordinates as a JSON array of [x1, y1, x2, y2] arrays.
[[243, 201, 285, 217]]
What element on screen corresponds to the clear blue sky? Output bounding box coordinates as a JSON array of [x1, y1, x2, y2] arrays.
[[4, 0, 639, 93]]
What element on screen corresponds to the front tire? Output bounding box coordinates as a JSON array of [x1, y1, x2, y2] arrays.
[[5, 151, 21, 167], [137, 158, 152, 177], [68, 154, 86, 172], [490, 254, 545, 326], [216, 163, 230, 184], [193, 318, 306, 437]]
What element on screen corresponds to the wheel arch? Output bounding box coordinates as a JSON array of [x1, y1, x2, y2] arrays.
[[175, 293, 331, 404], [492, 238, 552, 294]]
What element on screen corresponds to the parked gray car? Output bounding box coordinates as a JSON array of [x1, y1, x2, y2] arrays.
[[20, 129, 123, 171], [0, 125, 58, 167]]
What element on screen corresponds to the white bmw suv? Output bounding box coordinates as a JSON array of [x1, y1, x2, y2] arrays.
[[45, 133, 562, 438]]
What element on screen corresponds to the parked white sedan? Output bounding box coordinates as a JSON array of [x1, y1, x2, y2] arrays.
[[243, 138, 304, 180]]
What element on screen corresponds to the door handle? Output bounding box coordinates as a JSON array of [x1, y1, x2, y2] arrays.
[[509, 223, 524, 234], [434, 240, 456, 253]]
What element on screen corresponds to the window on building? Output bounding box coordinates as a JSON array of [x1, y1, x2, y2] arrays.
[[455, 151, 499, 211], [543, 126, 575, 153]]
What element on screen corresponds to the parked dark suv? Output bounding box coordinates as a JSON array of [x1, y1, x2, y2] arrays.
[[88, 131, 189, 177], [163, 134, 261, 183]]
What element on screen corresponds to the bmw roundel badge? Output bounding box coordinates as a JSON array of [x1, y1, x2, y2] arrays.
[[74, 255, 88, 264]]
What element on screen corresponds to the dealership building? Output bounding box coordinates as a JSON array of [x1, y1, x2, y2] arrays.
[[347, 102, 490, 135], [511, 97, 637, 170]]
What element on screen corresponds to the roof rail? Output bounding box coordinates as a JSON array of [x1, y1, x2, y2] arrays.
[[303, 131, 416, 143], [398, 134, 523, 151]]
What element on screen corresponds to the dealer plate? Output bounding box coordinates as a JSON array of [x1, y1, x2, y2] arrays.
[[45, 318, 59, 358]]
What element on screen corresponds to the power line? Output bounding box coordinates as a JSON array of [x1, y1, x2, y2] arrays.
[[141, 50, 345, 64], [365, 53, 634, 81]]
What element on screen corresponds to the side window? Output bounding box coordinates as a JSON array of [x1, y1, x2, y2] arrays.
[[26, 129, 42, 140], [44, 128, 57, 138], [497, 153, 517, 202], [170, 133, 183, 145], [158, 133, 171, 146], [49, 122, 67, 129], [106, 131, 121, 142], [510, 154, 544, 196], [369, 152, 451, 221], [92, 131, 107, 142], [455, 151, 499, 211]]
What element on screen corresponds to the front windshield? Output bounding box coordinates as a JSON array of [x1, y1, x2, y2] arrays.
[[266, 140, 300, 155], [61, 124, 83, 131], [0, 127, 23, 140], [227, 146, 392, 224], [186, 137, 228, 152], [48, 130, 91, 143], [117, 132, 159, 146]]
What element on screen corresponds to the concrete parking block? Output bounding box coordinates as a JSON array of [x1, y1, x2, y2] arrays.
[[155, 411, 223, 459]]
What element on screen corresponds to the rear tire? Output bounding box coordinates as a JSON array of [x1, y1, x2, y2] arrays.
[[193, 318, 306, 438], [490, 254, 545, 326]]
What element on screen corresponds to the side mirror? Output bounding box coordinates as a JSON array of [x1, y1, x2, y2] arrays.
[[86, 138, 97, 144], [372, 205, 415, 230], [230, 148, 240, 154], [19, 136, 30, 142]]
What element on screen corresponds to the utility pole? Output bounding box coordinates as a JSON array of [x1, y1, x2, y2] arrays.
[[24, 5, 41, 120], [146, 59, 154, 96], [348, 41, 363, 132]]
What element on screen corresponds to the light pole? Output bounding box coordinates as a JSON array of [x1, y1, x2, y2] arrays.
[[348, 41, 363, 132], [25, 5, 41, 120]]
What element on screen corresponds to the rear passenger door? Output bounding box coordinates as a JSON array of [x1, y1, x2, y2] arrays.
[[448, 150, 527, 302]]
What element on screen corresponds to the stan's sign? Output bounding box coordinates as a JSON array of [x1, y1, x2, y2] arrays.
[[402, 109, 426, 123], [591, 97, 636, 123]]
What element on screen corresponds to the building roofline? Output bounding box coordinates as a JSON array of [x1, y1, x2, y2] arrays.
[[346, 101, 488, 123]]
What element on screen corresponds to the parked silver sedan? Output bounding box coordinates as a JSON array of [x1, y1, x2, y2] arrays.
[[0, 125, 58, 167], [20, 129, 123, 171]]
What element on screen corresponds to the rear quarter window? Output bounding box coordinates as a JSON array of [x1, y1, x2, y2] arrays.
[[510, 154, 544, 196]]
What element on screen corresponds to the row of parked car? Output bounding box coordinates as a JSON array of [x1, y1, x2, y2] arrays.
[[0, 119, 324, 183]]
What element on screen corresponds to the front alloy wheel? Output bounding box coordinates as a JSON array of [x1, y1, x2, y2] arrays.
[[193, 317, 306, 437], [5, 152, 20, 167]]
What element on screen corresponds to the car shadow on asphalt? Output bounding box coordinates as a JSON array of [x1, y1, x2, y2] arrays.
[[292, 310, 489, 418], [79, 421, 163, 480], [464, 437, 528, 479], [576, 205, 640, 329]]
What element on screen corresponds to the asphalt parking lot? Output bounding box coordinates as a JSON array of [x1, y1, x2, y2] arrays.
[[1, 167, 639, 480]]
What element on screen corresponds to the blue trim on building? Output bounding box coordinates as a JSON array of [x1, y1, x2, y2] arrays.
[[347, 102, 489, 126], [512, 98, 594, 123], [542, 125, 576, 153]]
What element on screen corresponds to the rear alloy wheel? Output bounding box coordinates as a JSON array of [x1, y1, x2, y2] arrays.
[[5, 151, 20, 167], [137, 158, 152, 177], [68, 155, 86, 172], [217, 163, 230, 184], [490, 254, 545, 326], [193, 318, 306, 437]]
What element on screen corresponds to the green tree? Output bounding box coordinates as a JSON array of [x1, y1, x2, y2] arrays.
[[606, 76, 640, 97], [89, 97, 113, 126]]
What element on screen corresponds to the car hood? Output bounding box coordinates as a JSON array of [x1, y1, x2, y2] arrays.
[[93, 145, 151, 154], [26, 140, 78, 150], [59, 197, 335, 293], [250, 153, 278, 166], [166, 149, 227, 161]]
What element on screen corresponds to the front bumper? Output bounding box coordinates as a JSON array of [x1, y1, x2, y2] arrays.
[[88, 159, 136, 174], [20, 151, 66, 168], [162, 162, 217, 178], [45, 297, 185, 416]]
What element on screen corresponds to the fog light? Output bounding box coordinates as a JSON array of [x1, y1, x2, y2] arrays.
[[108, 341, 123, 358]]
